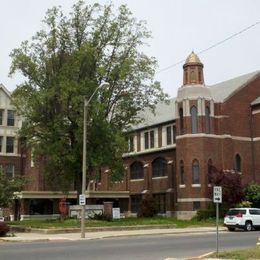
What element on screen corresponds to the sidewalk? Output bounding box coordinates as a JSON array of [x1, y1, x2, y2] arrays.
[[0, 226, 226, 242]]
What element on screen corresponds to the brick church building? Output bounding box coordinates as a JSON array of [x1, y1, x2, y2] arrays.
[[1, 52, 260, 219]]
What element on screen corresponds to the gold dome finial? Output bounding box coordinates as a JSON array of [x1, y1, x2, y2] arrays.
[[185, 51, 201, 64]]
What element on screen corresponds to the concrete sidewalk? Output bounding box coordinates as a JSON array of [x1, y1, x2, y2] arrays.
[[0, 226, 226, 242]]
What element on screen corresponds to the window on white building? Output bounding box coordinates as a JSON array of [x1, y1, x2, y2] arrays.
[[0, 109, 3, 125], [144, 130, 155, 149], [7, 110, 15, 126]]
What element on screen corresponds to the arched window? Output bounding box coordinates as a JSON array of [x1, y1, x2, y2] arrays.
[[234, 154, 241, 172], [191, 106, 198, 134], [152, 158, 167, 177], [205, 106, 210, 134], [180, 160, 185, 185], [130, 161, 144, 179], [192, 159, 200, 184], [179, 108, 184, 135]]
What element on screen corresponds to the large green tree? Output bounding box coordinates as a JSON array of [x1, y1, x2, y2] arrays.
[[9, 1, 167, 192]]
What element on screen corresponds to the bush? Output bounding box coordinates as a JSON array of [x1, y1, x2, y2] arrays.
[[137, 195, 157, 218], [89, 212, 112, 221], [0, 222, 10, 237], [195, 209, 216, 221]]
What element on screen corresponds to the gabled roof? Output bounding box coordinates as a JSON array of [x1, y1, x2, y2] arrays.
[[131, 70, 260, 131], [0, 83, 11, 98], [210, 70, 260, 102]]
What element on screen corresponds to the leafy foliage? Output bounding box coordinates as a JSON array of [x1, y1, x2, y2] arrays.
[[0, 172, 25, 208], [9, 1, 167, 192], [208, 166, 243, 207], [137, 195, 157, 218], [0, 222, 10, 237], [244, 182, 260, 208]]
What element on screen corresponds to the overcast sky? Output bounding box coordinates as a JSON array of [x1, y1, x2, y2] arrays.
[[1, 0, 260, 97]]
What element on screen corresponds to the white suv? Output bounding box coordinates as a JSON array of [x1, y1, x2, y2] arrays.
[[224, 208, 260, 231]]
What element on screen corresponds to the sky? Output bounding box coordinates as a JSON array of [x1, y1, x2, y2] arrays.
[[1, 0, 260, 98]]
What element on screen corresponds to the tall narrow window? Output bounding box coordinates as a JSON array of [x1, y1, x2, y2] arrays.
[[198, 71, 202, 83], [0, 136, 2, 153], [152, 158, 167, 177], [179, 108, 184, 135], [192, 159, 200, 184], [0, 109, 3, 125], [191, 106, 198, 134], [205, 106, 210, 134], [150, 130, 154, 148], [7, 110, 15, 126], [180, 160, 185, 185], [129, 136, 134, 152], [235, 154, 241, 172], [6, 137, 14, 153], [166, 126, 172, 145], [144, 132, 149, 149]]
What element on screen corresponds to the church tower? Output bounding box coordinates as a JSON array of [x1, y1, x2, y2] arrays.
[[175, 52, 215, 219]]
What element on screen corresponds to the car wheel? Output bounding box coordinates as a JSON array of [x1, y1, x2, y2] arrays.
[[244, 221, 253, 231], [228, 227, 235, 231]]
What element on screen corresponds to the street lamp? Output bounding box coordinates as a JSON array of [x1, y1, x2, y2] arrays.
[[81, 82, 109, 238]]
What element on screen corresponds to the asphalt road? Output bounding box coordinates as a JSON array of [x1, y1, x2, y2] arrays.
[[0, 230, 259, 260]]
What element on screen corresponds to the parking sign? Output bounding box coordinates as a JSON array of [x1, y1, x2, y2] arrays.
[[79, 194, 86, 205], [213, 186, 222, 203]]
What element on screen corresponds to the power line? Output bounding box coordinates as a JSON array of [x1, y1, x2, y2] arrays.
[[156, 21, 260, 74]]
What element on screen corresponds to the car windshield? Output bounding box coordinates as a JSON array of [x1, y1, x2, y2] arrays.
[[226, 209, 246, 216]]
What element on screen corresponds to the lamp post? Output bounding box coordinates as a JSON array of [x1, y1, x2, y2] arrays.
[[81, 82, 109, 238]]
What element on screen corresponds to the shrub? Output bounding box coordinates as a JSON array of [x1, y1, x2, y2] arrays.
[[236, 200, 252, 208], [89, 212, 112, 221], [195, 209, 215, 221], [137, 195, 157, 218], [0, 222, 10, 237]]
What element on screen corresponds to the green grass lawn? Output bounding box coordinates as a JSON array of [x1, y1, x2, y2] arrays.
[[210, 247, 260, 259], [7, 217, 218, 229]]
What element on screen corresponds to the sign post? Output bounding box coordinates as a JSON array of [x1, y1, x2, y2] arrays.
[[213, 186, 222, 256]]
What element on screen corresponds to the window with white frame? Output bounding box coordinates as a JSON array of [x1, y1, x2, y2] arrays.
[[166, 125, 176, 145], [192, 159, 200, 184], [152, 157, 167, 177], [7, 110, 15, 126], [144, 130, 155, 149], [129, 136, 134, 152]]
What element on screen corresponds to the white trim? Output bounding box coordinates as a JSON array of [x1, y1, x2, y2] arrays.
[[179, 184, 186, 188], [152, 176, 168, 180], [252, 109, 260, 115], [192, 184, 201, 188], [253, 137, 260, 141], [177, 133, 251, 141], [214, 115, 229, 118], [130, 179, 144, 182], [123, 144, 176, 157], [177, 198, 211, 202]]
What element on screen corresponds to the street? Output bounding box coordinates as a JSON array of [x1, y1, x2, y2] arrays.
[[0, 230, 259, 260]]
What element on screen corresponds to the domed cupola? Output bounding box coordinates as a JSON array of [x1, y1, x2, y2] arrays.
[[183, 51, 204, 85]]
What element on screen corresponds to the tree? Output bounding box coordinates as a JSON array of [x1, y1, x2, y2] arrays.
[[208, 167, 243, 207], [244, 182, 260, 208], [9, 1, 167, 193], [0, 172, 25, 208]]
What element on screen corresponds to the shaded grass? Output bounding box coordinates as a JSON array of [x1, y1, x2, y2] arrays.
[[7, 217, 218, 229], [210, 247, 260, 259]]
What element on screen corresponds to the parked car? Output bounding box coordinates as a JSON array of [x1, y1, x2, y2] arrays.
[[224, 208, 260, 231]]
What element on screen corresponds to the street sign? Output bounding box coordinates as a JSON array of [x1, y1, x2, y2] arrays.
[[213, 186, 222, 203], [79, 194, 86, 206]]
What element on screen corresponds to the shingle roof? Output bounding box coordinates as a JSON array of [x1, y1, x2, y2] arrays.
[[131, 70, 260, 131], [251, 96, 260, 106]]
